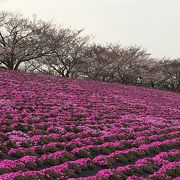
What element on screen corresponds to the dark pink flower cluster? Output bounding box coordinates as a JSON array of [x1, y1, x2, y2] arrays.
[[0, 70, 179, 179]]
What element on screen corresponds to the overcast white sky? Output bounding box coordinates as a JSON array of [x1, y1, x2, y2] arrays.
[[0, 0, 180, 59]]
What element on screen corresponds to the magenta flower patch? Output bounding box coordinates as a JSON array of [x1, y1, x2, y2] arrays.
[[0, 70, 179, 179]]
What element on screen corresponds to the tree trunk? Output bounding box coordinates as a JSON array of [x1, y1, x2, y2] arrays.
[[7, 62, 14, 70], [14, 61, 21, 70]]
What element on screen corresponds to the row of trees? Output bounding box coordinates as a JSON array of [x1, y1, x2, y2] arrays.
[[0, 11, 179, 92]]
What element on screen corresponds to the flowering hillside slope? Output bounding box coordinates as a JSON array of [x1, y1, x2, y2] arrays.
[[0, 70, 179, 180]]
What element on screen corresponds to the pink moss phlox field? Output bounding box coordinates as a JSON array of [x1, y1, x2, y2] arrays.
[[0, 70, 179, 179]]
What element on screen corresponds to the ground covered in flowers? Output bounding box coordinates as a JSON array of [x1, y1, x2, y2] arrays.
[[0, 70, 180, 180]]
